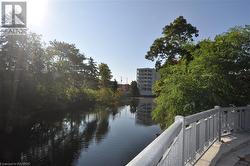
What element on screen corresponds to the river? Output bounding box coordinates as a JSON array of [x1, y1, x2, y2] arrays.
[[0, 98, 161, 166]]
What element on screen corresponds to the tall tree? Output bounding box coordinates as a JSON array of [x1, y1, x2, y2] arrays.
[[145, 16, 199, 69], [111, 79, 118, 92], [0, 33, 46, 110], [46, 40, 87, 87], [87, 57, 98, 79], [98, 63, 112, 88], [86, 57, 99, 88]]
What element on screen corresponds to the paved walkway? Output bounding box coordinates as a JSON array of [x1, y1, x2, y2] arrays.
[[217, 141, 250, 166], [235, 154, 250, 166], [195, 132, 250, 166]]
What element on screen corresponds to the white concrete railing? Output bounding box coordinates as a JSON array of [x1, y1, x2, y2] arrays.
[[127, 105, 250, 166]]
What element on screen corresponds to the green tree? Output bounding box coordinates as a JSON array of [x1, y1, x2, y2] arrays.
[[46, 40, 88, 87], [98, 63, 112, 88], [0, 33, 46, 110], [145, 16, 199, 69], [111, 79, 118, 92], [152, 25, 250, 128], [130, 81, 140, 97], [86, 57, 99, 88], [0, 32, 106, 112]]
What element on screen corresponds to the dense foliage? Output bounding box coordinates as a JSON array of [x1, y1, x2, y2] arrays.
[[146, 16, 199, 69], [146, 17, 250, 128], [0, 32, 119, 113]]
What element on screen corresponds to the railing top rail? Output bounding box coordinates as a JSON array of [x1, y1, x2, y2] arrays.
[[185, 106, 250, 125], [185, 108, 217, 125], [220, 106, 249, 111], [126, 119, 183, 166]]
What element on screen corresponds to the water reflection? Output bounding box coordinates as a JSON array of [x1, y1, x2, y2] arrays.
[[0, 98, 160, 166], [130, 98, 156, 126], [137, 98, 154, 113]]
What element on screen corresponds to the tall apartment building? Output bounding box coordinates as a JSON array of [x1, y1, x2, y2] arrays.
[[136, 68, 160, 96]]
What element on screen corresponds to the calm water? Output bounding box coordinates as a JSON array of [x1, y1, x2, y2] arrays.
[[0, 98, 161, 166]]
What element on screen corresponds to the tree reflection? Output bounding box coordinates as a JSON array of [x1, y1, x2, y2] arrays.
[[129, 98, 139, 113], [95, 111, 110, 143], [0, 100, 159, 165], [0, 108, 111, 166]]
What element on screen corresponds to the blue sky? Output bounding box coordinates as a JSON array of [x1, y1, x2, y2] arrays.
[[28, 0, 250, 83]]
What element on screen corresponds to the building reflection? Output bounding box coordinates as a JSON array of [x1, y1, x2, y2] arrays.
[[129, 98, 157, 126]]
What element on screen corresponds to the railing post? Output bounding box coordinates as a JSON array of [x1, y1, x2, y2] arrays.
[[214, 106, 221, 142], [175, 116, 185, 166], [247, 105, 250, 130]]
